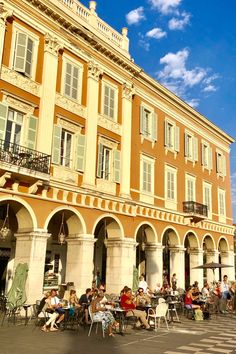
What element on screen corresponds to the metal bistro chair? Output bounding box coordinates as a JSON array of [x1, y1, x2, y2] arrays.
[[88, 306, 105, 338], [147, 302, 169, 331]]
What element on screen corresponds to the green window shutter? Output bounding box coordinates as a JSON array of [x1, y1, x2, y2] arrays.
[[113, 149, 120, 183], [72, 66, 79, 100], [26, 115, 37, 150], [25, 37, 33, 77], [193, 137, 198, 161], [216, 153, 220, 173], [52, 125, 62, 165], [174, 126, 180, 152], [184, 133, 188, 157], [14, 32, 27, 73], [209, 147, 212, 170], [222, 155, 226, 176], [201, 143, 204, 165], [151, 112, 157, 141], [0, 103, 8, 141], [164, 120, 168, 146], [75, 133, 85, 171], [65, 62, 72, 97], [97, 143, 103, 177], [104, 85, 109, 117], [140, 106, 145, 134]]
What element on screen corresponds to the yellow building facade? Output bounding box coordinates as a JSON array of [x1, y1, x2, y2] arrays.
[[0, 0, 235, 302]]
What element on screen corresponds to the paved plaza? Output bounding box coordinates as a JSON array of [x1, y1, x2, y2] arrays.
[[0, 313, 236, 354]]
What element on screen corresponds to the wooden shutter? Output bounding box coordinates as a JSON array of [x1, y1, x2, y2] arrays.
[[184, 133, 188, 157], [0, 103, 8, 141], [193, 137, 198, 161], [209, 147, 212, 170], [222, 154, 226, 176], [164, 120, 168, 146], [216, 153, 220, 173], [26, 115, 37, 150], [52, 125, 62, 164], [174, 126, 180, 152], [14, 32, 27, 73], [113, 149, 120, 183], [151, 112, 157, 141], [75, 133, 85, 171], [25, 37, 33, 77], [72, 65, 79, 100], [65, 62, 72, 97], [109, 87, 115, 119], [140, 106, 145, 135], [97, 143, 103, 177], [104, 85, 109, 117]]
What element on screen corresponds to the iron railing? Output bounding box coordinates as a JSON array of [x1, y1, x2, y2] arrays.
[[0, 139, 50, 174], [183, 201, 208, 218]]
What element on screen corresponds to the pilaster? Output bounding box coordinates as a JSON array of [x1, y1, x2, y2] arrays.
[[37, 33, 62, 154], [0, 2, 13, 69], [120, 83, 133, 198], [82, 61, 102, 188], [14, 230, 50, 303]]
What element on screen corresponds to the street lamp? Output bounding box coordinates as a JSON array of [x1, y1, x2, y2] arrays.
[[0, 204, 11, 241]]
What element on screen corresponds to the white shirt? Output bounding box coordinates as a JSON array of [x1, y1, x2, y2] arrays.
[[138, 280, 148, 293]]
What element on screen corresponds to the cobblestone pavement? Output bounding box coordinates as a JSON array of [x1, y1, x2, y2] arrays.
[[0, 313, 236, 354]]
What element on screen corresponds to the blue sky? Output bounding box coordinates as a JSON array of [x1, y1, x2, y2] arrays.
[[81, 0, 236, 221]]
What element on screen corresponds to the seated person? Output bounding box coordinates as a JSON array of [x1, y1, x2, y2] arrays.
[[49, 289, 65, 326], [136, 288, 151, 309], [69, 289, 81, 314], [154, 283, 162, 294], [91, 291, 118, 337], [79, 288, 93, 324], [184, 287, 201, 310], [120, 287, 152, 330], [41, 292, 59, 332]]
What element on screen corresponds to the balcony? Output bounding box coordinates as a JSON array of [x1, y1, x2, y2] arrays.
[[183, 201, 208, 222], [0, 139, 50, 179]]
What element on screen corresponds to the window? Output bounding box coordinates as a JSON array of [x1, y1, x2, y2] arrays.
[[140, 157, 154, 193], [140, 105, 157, 141], [63, 59, 83, 101], [165, 166, 177, 200], [216, 151, 226, 176], [164, 119, 179, 152], [97, 142, 120, 183], [102, 81, 118, 121], [203, 182, 212, 218], [184, 132, 198, 161], [11, 24, 39, 79], [0, 103, 37, 150], [52, 124, 85, 171], [218, 189, 226, 221], [201, 142, 212, 170], [185, 174, 196, 202]]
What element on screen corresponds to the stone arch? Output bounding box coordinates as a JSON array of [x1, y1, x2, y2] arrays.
[[135, 222, 157, 244], [44, 205, 86, 235], [0, 195, 36, 231], [218, 237, 229, 252], [92, 214, 124, 239], [161, 226, 180, 246], [202, 234, 216, 250], [183, 230, 200, 249]]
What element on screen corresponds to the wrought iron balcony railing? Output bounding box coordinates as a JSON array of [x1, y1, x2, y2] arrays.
[[0, 139, 50, 175], [183, 201, 208, 220]]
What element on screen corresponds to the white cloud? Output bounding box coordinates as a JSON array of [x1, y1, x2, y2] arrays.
[[185, 98, 200, 108], [149, 0, 182, 14], [126, 7, 145, 25], [203, 84, 217, 92], [138, 39, 150, 51], [146, 27, 167, 39], [168, 12, 191, 30], [158, 48, 207, 88]]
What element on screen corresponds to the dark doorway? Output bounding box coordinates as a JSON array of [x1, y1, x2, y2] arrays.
[[0, 248, 10, 294]]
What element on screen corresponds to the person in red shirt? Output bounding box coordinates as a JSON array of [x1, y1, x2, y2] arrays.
[[120, 287, 152, 330], [184, 287, 200, 310]]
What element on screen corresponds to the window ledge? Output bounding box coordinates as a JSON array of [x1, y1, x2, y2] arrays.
[[98, 114, 121, 135], [140, 193, 154, 205], [165, 200, 177, 210], [52, 165, 78, 185]]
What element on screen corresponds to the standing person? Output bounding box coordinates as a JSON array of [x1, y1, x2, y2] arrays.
[[120, 287, 152, 330], [171, 273, 177, 291], [220, 275, 230, 313], [138, 275, 148, 293]]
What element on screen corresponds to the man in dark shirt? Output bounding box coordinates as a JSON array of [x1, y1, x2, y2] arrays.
[[79, 288, 92, 324]]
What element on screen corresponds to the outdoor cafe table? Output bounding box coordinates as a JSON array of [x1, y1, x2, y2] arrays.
[[108, 306, 126, 335]]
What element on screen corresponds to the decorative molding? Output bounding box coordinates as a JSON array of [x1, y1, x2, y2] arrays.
[[0, 172, 11, 187], [44, 33, 63, 55], [1, 66, 41, 97], [96, 179, 116, 195], [0, 2, 13, 24], [122, 83, 134, 101], [28, 180, 43, 194], [55, 93, 87, 118], [2, 92, 35, 115], [52, 166, 78, 185], [87, 61, 103, 81], [98, 114, 122, 136]]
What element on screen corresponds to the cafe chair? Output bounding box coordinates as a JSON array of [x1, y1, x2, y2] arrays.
[[88, 306, 105, 338], [147, 303, 169, 331]]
